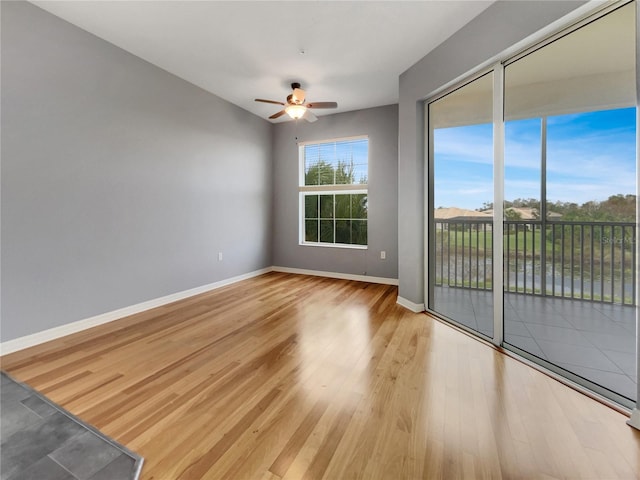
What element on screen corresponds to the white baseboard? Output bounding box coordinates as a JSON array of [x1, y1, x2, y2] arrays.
[[396, 296, 425, 313], [272, 266, 399, 286], [627, 408, 640, 430], [0, 267, 273, 356], [1, 266, 400, 355]]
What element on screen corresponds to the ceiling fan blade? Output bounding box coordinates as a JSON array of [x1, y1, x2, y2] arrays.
[[303, 110, 318, 123], [269, 110, 287, 119], [255, 98, 285, 106], [306, 102, 338, 109]]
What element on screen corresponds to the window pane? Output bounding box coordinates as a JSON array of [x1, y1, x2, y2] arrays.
[[304, 144, 320, 185], [347, 139, 369, 164], [429, 71, 494, 339], [320, 220, 334, 243], [334, 161, 352, 185], [505, 118, 541, 215], [336, 219, 351, 244], [547, 109, 636, 222], [304, 195, 319, 219], [503, 2, 637, 403], [305, 220, 318, 242], [319, 142, 335, 168], [353, 164, 368, 185], [351, 220, 367, 245], [304, 168, 319, 185], [503, 118, 542, 303], [303, 138, 368, 186], [318, 162, 335, 186], [320, 195, 334, 219], [351, 194, 367, 219], [335, 194, 350, 219]]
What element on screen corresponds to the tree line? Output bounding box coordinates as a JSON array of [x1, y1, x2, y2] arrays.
[[481, 194, 636, 222]]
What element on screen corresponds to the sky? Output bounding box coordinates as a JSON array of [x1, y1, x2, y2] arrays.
[[433, 107, 637, 211]]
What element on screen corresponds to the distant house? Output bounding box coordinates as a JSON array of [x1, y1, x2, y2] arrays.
[[434, 207, 492, 230], [434, 206, 493, 220], [482, 207, 562, 221], [435, 207, 562, 232]]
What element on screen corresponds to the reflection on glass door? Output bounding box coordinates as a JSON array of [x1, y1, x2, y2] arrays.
[[428, 72, 494, 338], [503, 2, 637, 403]]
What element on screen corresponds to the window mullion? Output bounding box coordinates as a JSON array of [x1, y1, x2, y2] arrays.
[[333, 193, 336, 243]]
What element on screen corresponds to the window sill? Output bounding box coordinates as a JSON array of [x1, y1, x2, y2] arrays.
[[300, 242, 368, 250]]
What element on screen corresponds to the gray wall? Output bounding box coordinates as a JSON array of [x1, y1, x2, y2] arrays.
[[397, 0, 586, 305], [272, 105, 398, 279], [1, 1, 273, 342]]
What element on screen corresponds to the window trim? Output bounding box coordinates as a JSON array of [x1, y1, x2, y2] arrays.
[[299, 190, 368, 249], [298, 135, 369, 249]]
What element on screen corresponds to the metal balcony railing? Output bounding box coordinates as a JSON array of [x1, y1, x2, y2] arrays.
[[434, 219, 636, 305]]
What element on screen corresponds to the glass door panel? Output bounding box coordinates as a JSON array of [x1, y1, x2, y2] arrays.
[[503, 2, 637, 404], [428, 72, 494, 338]]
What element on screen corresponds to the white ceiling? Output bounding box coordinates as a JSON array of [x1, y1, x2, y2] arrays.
[[31, 1, 494, 122]]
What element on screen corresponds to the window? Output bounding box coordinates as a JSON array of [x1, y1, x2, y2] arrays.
[[299, 136, 368, 247]]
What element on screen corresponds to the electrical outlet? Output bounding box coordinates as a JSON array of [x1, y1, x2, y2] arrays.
[[218, 252, 223, 261], [380, 251, 386, 260]]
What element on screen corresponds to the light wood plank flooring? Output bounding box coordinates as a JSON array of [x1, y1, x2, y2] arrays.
[[2, 272, 639, 479]]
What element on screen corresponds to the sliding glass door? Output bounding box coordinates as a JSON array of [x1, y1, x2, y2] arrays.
[[427, 0, 637, 406], [428, 72, 494, 338], [503, 1, 637, 404]]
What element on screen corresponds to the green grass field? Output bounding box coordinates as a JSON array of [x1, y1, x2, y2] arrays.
[[436, 229, 547, 252], [436, 228, 633, 260]]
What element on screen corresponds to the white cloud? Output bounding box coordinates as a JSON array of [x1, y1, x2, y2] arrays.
[[432, 113, 636, 209]]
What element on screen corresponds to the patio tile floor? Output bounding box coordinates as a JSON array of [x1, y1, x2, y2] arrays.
[[432, 286, 637, 401]]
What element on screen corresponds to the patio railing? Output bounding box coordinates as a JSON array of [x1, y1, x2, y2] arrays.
[[434, 219, 636, 305]]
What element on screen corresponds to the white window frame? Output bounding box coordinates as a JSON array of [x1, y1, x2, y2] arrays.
[[298, 135, 369, 249]]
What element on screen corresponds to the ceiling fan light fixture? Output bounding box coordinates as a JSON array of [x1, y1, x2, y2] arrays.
[[285, 104, 306, 119]]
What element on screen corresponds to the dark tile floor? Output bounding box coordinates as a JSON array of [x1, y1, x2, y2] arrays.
[[432, 286, 637, 401], [0, 372, 143, 480]]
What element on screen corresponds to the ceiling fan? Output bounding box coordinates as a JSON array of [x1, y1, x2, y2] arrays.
[[255, 83, 337, 122]]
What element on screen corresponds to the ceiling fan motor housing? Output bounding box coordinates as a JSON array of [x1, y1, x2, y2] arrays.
[[291, 89, 305, 105]]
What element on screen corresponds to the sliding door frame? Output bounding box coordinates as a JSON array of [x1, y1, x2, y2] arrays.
[[423, 0, 639, 415], [424, 67, 497, 343], [492, 63, 505, 347]]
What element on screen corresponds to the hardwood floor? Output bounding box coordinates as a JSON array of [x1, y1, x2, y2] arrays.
[[2, 272, 639, 479]]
